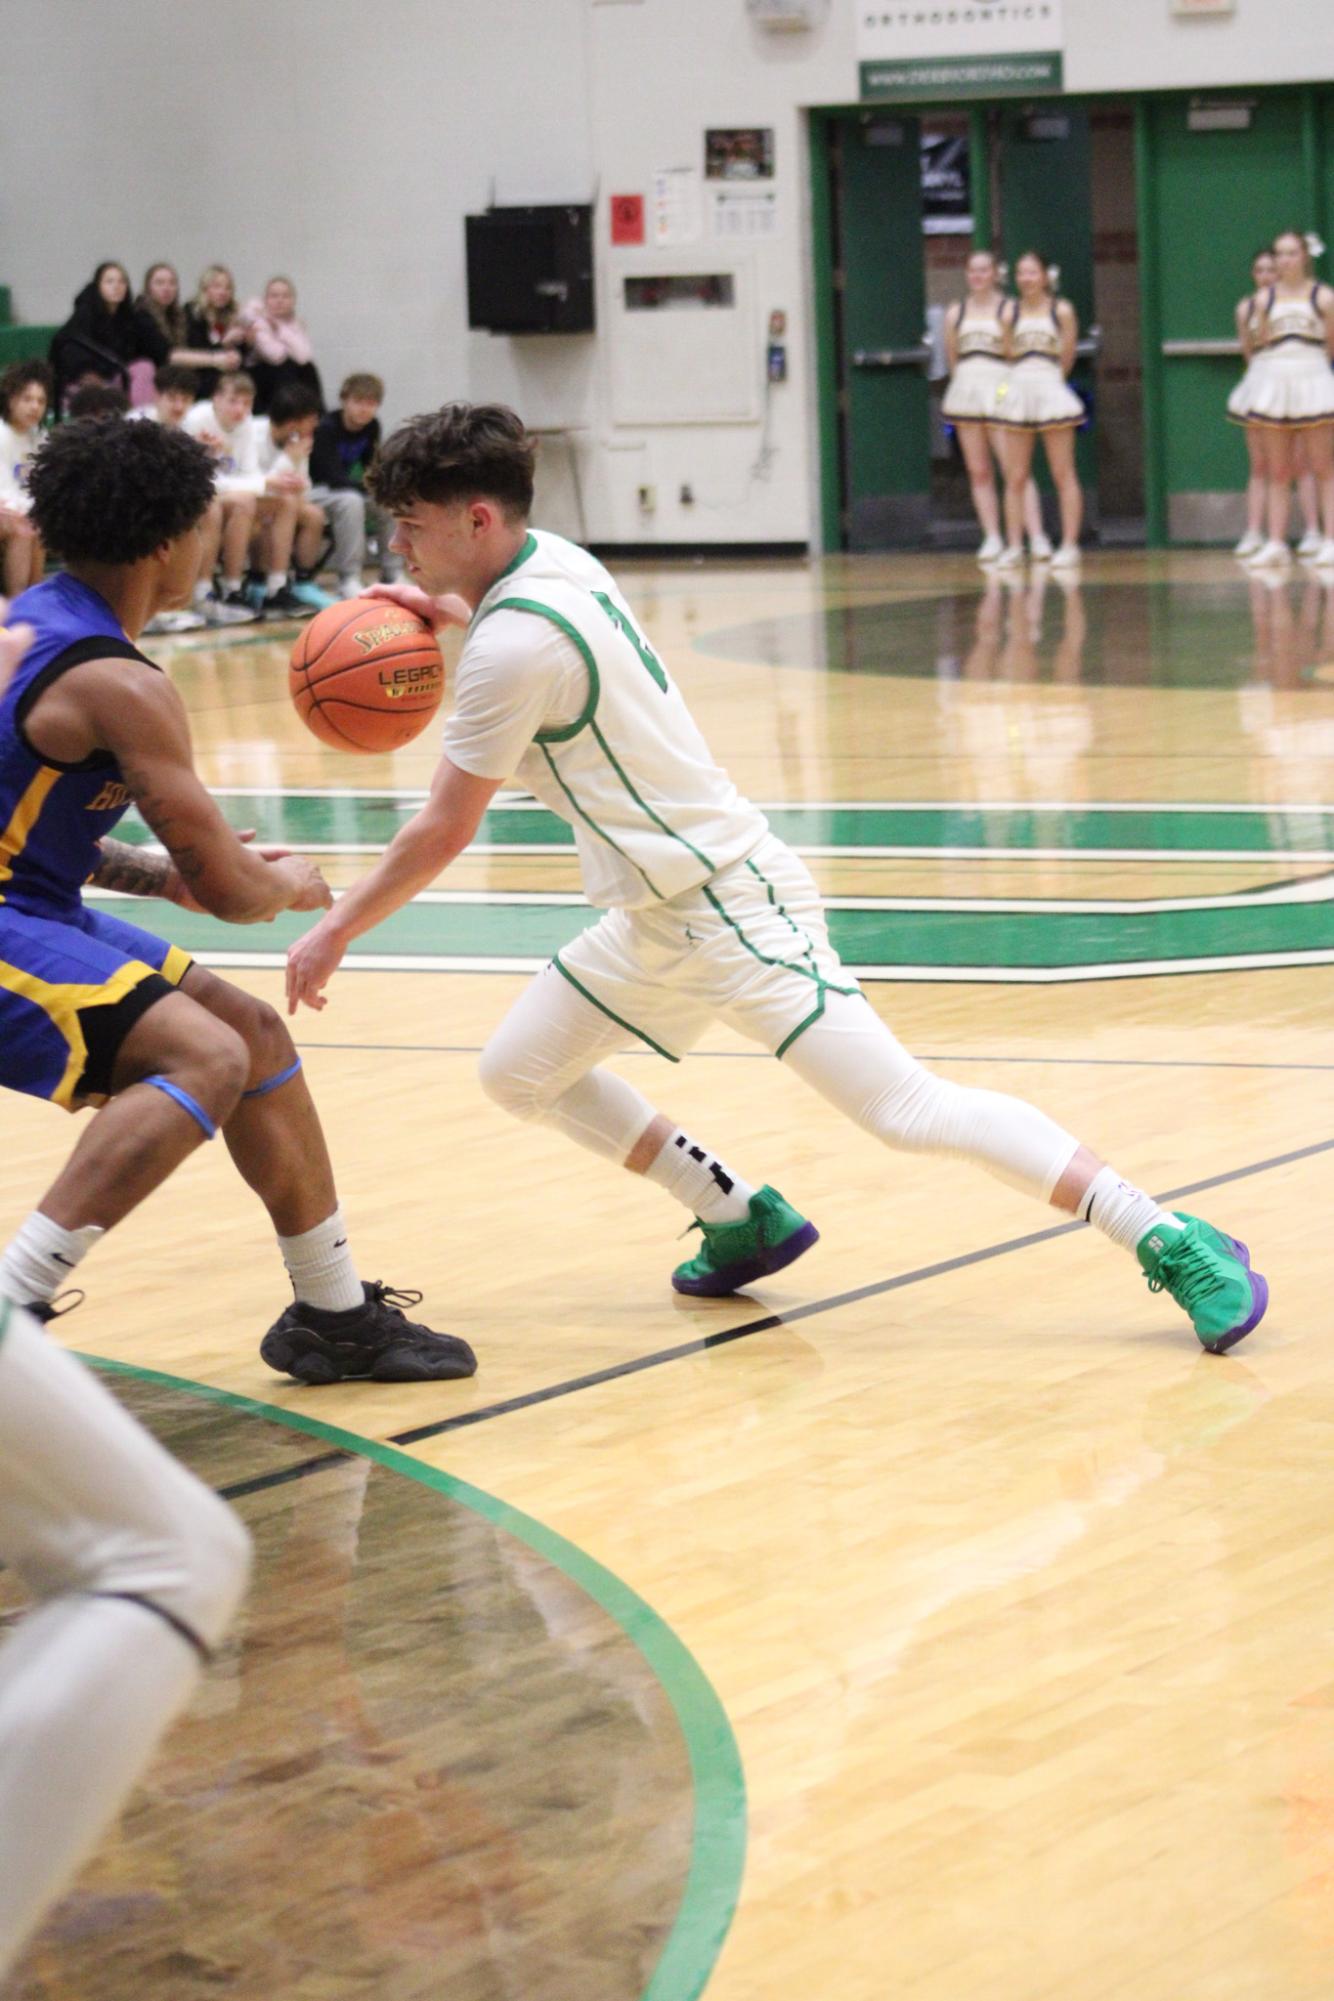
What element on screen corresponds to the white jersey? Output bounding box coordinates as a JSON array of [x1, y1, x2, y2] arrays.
[[444, 530, 769, 909]]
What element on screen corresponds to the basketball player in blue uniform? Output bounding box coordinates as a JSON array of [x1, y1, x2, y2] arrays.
[[0, 417, 474, 1384]]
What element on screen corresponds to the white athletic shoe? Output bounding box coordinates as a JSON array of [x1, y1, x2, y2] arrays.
[[337, 574, 366, 599], [1029, 534, 1055, 561], [1311, 539, 1334, 569], [993, 544, 1026, 571], [1297, 529, 1324, 558], [1234, 529, 1265, 558], [143, 607, 207, 634], [1050, 543, 1083, 570], [976, 534, 1004, 564], [1245, 538, 1293, 569]]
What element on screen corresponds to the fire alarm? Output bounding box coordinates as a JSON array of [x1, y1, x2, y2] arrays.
[[746, 0, 828, 29]]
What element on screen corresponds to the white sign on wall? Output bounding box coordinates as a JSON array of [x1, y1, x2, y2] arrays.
[[858, 0, 1065, 101]]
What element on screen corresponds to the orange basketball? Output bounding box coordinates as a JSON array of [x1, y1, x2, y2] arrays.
[[289, 598, 445, 752]]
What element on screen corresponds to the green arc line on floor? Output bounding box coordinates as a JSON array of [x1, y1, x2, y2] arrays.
[[78, 1352, 747, 2001], [91, 887, 1334, 979]]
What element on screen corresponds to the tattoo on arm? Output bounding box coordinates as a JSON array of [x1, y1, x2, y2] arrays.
[[90, 838, 174, 898]]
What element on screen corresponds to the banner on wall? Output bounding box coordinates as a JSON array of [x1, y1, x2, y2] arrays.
[[857, 0, 1065, 102]]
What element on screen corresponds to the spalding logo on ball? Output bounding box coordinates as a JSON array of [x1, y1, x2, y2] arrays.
[[289, 598, 445, 752]]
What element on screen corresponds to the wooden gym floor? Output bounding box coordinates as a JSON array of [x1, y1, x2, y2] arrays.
[[5, 549, 1334, 1999]]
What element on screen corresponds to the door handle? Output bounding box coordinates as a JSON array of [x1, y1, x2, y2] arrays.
[[1159, 338, 1244, 358], [851, 345, 932, 369]]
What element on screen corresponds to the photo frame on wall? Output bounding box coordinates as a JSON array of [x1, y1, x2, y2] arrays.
[[705, 128, 776, 181]]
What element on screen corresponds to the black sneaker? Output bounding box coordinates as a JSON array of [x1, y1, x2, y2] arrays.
[[261, 584, 318, 622], [259, 1281, 477, 1385]]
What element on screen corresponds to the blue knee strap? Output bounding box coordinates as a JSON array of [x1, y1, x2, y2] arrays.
[[243, 1056, 303, 1101], [144, 1075, 218, 1140]]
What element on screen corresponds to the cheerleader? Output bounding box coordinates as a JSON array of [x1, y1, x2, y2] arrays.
[[991, 251, 1086, 570], [1230, 249, 1321, 560], [1242, 230, 1334, 569], [942, 249, 1047, 565]]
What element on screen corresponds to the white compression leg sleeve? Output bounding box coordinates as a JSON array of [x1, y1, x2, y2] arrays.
[[478, 964, 665, 1163], [0, 1305, 251, 1978], [781, 990, 1081, 1201]]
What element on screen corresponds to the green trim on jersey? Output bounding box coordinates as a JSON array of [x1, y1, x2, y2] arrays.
[[496, 532, 538, 583], [775, 988, 832, 1060], [589, 720, 717, 876], [538, 743, 667, 900], [745, 856, 819, 967], [481, 598, 602, 744], [551, 953, 681, 1062]]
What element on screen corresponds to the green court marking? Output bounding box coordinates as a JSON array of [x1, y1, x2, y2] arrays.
[[113, 795, 1334, 859], [90, 887, 1334, 975], [78, 1354, 747, 2001]]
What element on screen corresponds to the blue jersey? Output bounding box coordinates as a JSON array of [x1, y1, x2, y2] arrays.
[[0, 573, 157, 920]]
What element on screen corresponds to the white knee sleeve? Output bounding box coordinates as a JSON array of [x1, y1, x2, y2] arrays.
[[783, 991, 1079, 1202], [478, 964, 661, 1162], [0, 1306, 251, 1656]]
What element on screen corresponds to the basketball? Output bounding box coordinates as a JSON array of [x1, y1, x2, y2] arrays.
[[289, 598, 445, 752]]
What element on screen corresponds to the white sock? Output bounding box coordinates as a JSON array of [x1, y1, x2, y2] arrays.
[[642, 1129, 755, 1224], [0, 1213, 104, 1308], [265, 570, 287, 595], [277, 1206, 363, 1313], [221, 575, 241, 595], [1080, 1167, 1183, 1256], [192, 580, 211, 604]]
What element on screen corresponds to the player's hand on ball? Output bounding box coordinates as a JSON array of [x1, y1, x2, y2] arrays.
[[363, 582, 471, 631], [271, 855, 334, 914], [286, 919, 346, 1014]]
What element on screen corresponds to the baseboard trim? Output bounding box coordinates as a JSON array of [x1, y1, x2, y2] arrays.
[[586, 541, 809, 561]]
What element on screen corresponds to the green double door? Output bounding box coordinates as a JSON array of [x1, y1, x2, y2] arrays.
[[817, 105, 1097, 551], [1137, 89, 1324, 543]]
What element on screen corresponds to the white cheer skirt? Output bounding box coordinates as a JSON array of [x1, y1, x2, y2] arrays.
[[990, 356, 1085, 431], [1237, 343, 1334, 427], [942, 354, 1009, 422], [1227, 347, 1273, 422]]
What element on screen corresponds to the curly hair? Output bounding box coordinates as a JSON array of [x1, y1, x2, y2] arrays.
[[0, 358, 54, 424], [26, 418, 216, 564], [368, 402, 534, 520]]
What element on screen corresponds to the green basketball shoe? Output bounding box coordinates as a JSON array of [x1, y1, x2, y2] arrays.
[[1136, 1212, 1269, 1353], [671, 1185, 819, 1297]]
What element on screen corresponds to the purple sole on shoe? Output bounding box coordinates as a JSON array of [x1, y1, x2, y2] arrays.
[[672, 1220, 820, 1298], [1202, 1236, 1269, 1353]]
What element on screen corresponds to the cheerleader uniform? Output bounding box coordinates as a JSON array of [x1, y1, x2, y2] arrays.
[[941, 301, 1009, 423], [991, 300, 1085, 432], [1226, 298, 1272, 426], [1240, 286, 1334, 428]]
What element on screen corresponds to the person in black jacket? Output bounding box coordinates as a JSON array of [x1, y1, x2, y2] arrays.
[[309, 373, 399, 595], [49, 264, 166, 413]]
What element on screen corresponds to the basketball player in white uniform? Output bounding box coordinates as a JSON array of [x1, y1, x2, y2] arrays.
[[286, 404, 1268, 1353], [0, 602, 251, 1980]]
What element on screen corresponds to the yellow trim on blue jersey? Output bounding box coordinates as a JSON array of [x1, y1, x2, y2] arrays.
[[0, 954, 163, 1109], [161, 943, 192, 987], [0, 766, 60, 904]]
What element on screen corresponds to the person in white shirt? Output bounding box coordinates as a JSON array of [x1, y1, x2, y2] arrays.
[[252, 383, 338, 609], [181, 373, 313, 621], [132, 365, 254, 632], [0, 361, 50, 596], [283, 402, 1268, 1357]]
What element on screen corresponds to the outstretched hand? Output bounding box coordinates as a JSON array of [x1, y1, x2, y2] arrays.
[[286, 914, 347, 1014]]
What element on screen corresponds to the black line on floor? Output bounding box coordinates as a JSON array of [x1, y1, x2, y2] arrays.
[[295, 1039, 1334, 1076], [210, 1131, 1332, 1503]]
